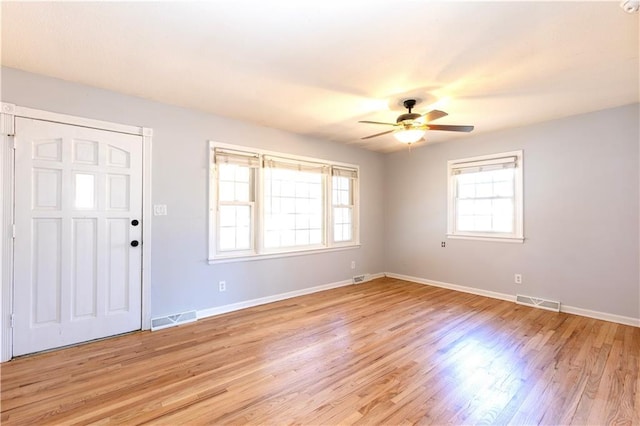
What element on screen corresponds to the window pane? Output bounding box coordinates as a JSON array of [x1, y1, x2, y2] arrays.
[[218, 205, 251, 251], [295, 182, 309, 197], [236, 182, 250, 202], [476, 172, 492, 183], [334, 207, 343, 223], [452, 159, 520, 237], [295, 230, 310, 245], [476, 183, 493, 198], [332, 176, 354, 242], [219, 206, 237, 227], [457, 200, 474, 216], [219, 228, 236, 251], [338, 191, 348, 205], [265, 230, 278, 247], [493, 199, 513, 217], [235, 166, 250, 182], [458, 183, 475, 199], [475, 199, 492, 215], [493, 215, 513, 232], [281, 230, 295, 247], [236, 226, 250, 248], [218, 163, 253, 203], [219, 182, 235, 201], [310, 183, 322, 199], [296, 214, 310, 229], [457, 173, 476, 185], [263, 168, 324, 249], [333, 207, 353, 242], [218, 164, 236, 180], [475, 215, 492, 230], [296, 198, 309, 213], [310, 214, 322, 228], [494, 182, 513, 197], [458, 216, 474, 231], [281, 181, 295, 196], [492, 168, 512, 181]]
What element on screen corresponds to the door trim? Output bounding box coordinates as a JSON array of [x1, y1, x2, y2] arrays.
[[0, 103, 153, 362]]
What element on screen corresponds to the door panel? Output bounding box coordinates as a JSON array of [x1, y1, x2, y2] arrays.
[[13, 117, 143, 356]]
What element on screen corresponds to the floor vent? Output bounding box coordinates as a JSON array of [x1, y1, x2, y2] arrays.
[[151, 310, 197, 331], [353, 274, 367, 284], [516, 294, 561, 312]]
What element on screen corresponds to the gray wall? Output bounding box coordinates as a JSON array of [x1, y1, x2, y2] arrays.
[[1, 67, 386, 318], [2, 67, 639, 322], [385, 103, 640, 319]]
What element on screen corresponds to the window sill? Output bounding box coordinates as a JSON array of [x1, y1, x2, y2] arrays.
[[447, 234, 524, 243], [208, 243, 361, 264]]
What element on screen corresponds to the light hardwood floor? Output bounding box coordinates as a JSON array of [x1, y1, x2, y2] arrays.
[[1, 277, 639, 425]]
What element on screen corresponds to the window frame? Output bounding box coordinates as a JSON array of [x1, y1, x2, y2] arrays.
[[447, 150, 524, 243], [209, 141, 360, 263]]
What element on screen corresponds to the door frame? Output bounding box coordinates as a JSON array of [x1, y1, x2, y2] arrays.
[[0, 103, 153, 362]]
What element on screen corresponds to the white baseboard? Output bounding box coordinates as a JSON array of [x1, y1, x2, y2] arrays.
[[560, 305, 640, 328], [197, 273, 383, 321], [385, 272, 515, 303], [385, 272, 640, 328]]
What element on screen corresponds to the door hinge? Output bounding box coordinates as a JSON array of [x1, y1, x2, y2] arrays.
[[12, 137, 17, 150], [12, 224, 16, 239], [10, 314, 15, 328]]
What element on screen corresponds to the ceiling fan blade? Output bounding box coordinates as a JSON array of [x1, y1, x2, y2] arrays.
[[422, 110, 448, 122], [358, 120, 397, 126], [361, 129, 395, 140], [427, 124, 474, 132]]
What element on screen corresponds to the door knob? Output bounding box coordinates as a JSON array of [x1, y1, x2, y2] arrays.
[[130, 240, 139, 247], [131, 219, 139, 226]]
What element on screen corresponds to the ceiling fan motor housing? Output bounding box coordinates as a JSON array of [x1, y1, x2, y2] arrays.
[[396, 112, 422, 123], [397, 99, 421, 123]]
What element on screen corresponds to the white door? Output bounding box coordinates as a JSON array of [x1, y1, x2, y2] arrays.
[[13, 117, 143, 356]]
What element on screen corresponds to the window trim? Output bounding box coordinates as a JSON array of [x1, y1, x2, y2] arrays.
[[208, 141, 360, 263], [447, 150, 524, 243]]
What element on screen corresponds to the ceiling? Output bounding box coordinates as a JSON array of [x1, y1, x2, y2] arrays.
[[1, 1, 639, 153]]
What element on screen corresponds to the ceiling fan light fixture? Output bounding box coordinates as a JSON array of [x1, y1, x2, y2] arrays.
[[394, 128, 425, 144]]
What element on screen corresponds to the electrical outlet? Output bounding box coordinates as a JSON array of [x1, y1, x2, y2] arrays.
[[219, 281, 226, 292], [514, 274, 522, 284], [351, 261, 356, 269], [441, 241, 446, 248]]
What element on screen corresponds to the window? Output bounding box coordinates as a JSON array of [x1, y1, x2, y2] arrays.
[[214, 150, 258, 254], [209, 143, 359, 262], [332, 167, 357, 243], [447, 150, 523, 242], [263, 157, 326, 249]]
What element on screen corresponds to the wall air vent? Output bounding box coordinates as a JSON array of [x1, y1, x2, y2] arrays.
[[151, 310, 197, 331], [353, 274, 367, 284], [516, 294, 561, 312]]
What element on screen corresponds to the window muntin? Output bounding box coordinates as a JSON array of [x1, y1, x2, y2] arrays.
[[448, 151, 523, 242], [209, 143, 359, 261]]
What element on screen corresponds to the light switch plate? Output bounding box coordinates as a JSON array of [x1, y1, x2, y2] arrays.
[[153, 204, 167, 216]]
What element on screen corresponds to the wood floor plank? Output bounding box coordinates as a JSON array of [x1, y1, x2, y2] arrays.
[[1, 277, 638, 425]]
